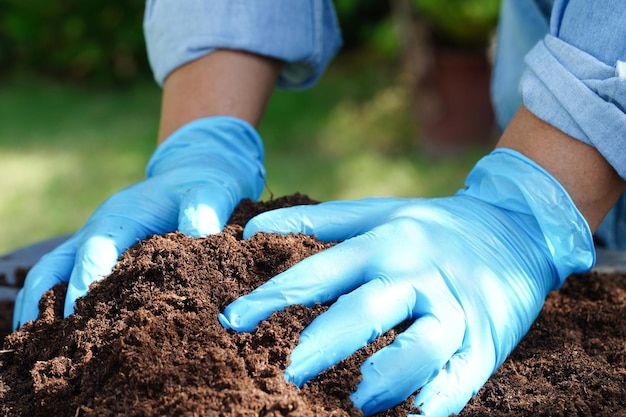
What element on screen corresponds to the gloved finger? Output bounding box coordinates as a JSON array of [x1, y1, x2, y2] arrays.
[[12, 238, 78, 329], [351, 313, 466, 416], [63, 217, 151, 317], [243, 197, 411, 241], [219, 234, 374, 332], [12, 290, 25, 330], [284, 277, 425, 387], [412, 334, 495, 417], [177, 182, 241, 237]]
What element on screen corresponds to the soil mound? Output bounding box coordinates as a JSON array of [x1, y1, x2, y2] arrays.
[[1, 194, 625, 416]]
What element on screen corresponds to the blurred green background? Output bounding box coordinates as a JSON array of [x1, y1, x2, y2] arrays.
[[0, 0, 496, 254]]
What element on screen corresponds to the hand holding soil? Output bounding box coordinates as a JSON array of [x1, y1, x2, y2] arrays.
[[11, 117, 266, 328], [220, 150, 596, 416]]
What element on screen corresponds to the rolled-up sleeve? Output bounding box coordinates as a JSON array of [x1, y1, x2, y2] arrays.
[[143, 0, 343, 89], [520, 0, 626, 178]]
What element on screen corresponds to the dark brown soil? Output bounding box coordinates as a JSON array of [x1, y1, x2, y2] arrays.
[[1, 194, 625, 417]]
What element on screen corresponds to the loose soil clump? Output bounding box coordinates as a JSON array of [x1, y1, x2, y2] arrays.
[[1, 195, 625, 416]]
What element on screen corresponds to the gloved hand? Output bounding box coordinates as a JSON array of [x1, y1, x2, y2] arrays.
[[219, 149, 594, 417], [13, 116, 265, 329]]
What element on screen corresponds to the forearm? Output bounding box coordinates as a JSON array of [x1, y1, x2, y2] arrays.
[[158, 50, 282, 143], [497, 105, 626, 231]]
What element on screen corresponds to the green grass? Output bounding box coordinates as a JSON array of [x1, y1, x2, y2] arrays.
[[0, 52, 487, 254]]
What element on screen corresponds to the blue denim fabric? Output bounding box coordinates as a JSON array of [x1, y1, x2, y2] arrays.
[[143, 0, 343, 89], [491, 0, 553, 131], [522, 1, 626, 179]]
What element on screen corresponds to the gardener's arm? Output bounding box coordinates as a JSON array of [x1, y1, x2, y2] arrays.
[[13, 0, 343, 329], [144, 0, 342, 142], [157, 50, 281, 143]]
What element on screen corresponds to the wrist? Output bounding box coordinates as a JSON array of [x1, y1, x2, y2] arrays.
[[458, 148, 595, 287], [497, 105, 626, 231]]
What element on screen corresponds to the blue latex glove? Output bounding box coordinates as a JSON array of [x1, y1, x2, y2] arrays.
[[219, 149, 595, 417], [13, 116, 265, 329]]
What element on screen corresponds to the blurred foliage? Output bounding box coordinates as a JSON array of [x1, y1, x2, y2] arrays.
[[333, 0, 394, 52], [412, 0, 500, 47], [0, 0, 149, 85]]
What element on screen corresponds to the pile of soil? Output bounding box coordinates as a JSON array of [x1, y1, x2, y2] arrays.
[[1, 194, 625, 416]]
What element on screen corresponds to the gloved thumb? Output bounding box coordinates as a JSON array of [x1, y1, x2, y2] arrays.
[[177, 182, 242, 237]]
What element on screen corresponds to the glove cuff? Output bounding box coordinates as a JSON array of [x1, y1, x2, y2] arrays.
[[146, 116, 266, 201], [457, 148, 595, 288]]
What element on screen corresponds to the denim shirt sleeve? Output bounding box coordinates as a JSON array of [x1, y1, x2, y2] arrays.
[[519, 0, 626, 178], [143, 0, 343, 90]]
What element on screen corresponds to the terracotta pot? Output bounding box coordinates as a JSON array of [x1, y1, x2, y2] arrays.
[[415, 46, 496, 155]]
